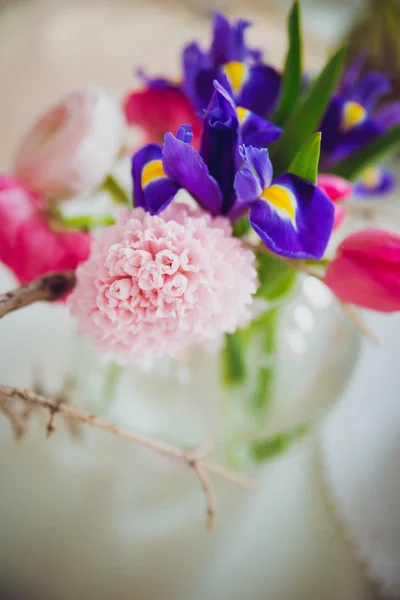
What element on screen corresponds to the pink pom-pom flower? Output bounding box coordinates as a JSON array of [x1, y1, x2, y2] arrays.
[[325, 228, 400, 312], [0, 175, 90, 284], [69, 203, 258, 364], [14, 86, 124, 199]]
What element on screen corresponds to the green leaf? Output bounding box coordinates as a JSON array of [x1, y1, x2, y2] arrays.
[[273, 1, 303, 126], [330, 125, 400, 180], [255, 252, 297, 302], [221, 332, 247, 387], [270, 45, 347, 175], [251, 423, 310, 461], [232, 216, 251, 237], [288, 132, 321, 183]]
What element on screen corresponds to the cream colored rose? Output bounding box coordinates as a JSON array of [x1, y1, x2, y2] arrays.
[[14, 85, 124, 199]]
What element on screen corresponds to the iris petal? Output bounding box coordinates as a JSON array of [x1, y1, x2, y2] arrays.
[[235, 146, 273, 195], [131, 143, 163, 208], [232, 146, 273, 220], [238, 64, 281, 117], [354, 166, 396, 197], [211, 12, 256, 66], [200, 82, 240, 213], [249, 173, 334, 259], [162, 132, 223, 214], [239, 110, 282, 146], [131, 143, 179, 215], [349, 72, 390, 112]]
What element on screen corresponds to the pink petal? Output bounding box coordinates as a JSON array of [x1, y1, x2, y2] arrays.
[[317, 174, 353, 202]]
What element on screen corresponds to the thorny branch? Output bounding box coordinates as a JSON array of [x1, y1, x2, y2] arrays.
[[0, 271, 76, 318], [0, 383, 253, 531]]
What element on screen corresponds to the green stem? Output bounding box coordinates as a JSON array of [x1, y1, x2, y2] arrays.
[[102, 174, 131, 206], [250, 308, 279, 413], [221, 331, 247, 387], [97, 362, 123, 415], [251, 422, 310, 462], [62, 214, 116, 230]]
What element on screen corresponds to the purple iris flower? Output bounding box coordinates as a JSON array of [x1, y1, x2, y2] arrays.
[[132, 125, 224, 216], [234, 146, 334, 259], [182, 12, 281, 118], [320, 57, 400, 166], [132, 83, 281, 216], [132, 88, 333, 261], [354, 166, 396, 197]]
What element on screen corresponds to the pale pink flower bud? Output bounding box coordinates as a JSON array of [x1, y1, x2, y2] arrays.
[[13, 86, 124, 199], [69, 204, 258, 364], [325, 229, 400, 312]]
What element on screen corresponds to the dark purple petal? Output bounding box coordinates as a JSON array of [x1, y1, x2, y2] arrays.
[[232, 19, 252, 61], [320, 96, 344, 152], [240, 110, 282, 147], [234, 159, 263, 203], [235, 146, 273, 195], [136, 69, 179, 91], [238, 65, 281, 117], [354, 166, 396, 197], [249, 173, 334, 259], [144, 179, 180, 215], [182, 42, 210, 109], [339, 54, 366, 96], [162, 132, 223, 214], [231, 145, 272, 222], [349, 72, 390, 112], [211, 12, 254, 65], [211, 12, 233, 66], [375, 101, 400, 128], [324, 118, 384, 165], [176, 124, 193, 144], [200, 83, 240, 213], [193, 67, 227, 112], [131, 143, 163, 208]]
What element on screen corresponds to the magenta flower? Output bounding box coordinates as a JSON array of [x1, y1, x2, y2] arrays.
[[0, 175, 91, 284], [69, 202, 258, 364], [317, 174, 353, 230], [325, 229, 400, 312], [317, 174, 353, 202]]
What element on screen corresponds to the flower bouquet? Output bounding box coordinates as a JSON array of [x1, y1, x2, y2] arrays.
[[1, 2, 400, 531]]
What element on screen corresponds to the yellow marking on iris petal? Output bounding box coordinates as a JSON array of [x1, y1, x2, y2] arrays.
[[361, 166, 381, 188], [237, 106, 250, 124], [261, 185, 296, 221], [141, 160, 166, 188], [341, 101, 367, 131], [221, 61, 249, 94]]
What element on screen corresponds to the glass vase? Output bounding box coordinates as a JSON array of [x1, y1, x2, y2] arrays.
[[70, 274, 360, 468]]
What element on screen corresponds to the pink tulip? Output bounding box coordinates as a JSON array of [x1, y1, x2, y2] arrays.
[[317, 174, 353, 202], [325, 229, 400, 312], [0, 175, 90, 284], [318, 174, 353, 231], [14, 86, 124, 199]]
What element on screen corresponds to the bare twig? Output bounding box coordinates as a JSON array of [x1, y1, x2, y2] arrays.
[[0, 271, 76, 319], [0, 383, 253, 530], [192, 464, 216, 531]]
